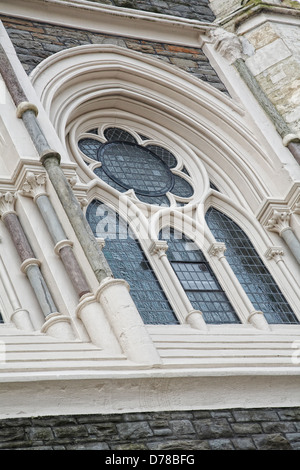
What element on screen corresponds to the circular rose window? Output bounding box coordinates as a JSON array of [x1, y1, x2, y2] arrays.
[[78, 126, 194, 206]]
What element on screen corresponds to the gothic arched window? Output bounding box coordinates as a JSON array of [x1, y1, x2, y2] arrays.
[[160, 228, 240, 324], [87, 200, 178, 325], [205, 207, 298, 324]]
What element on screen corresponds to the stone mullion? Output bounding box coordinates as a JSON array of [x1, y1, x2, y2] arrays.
[[208, 242, 270, 330], [149, 240, 208, 331]]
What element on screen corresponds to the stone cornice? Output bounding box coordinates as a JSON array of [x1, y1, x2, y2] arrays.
[[217, 1, 300, 32], [0, 0, 216, 47]]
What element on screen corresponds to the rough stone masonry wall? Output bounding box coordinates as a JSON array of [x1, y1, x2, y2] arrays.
[[0, 16, 227, 93], [0, 407, 300, 450]]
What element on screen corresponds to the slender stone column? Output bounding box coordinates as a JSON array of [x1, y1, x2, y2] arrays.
[[266, 210, 300, 264], [149, 240, 208, 331], [0, 44, 112, 283], [21, 171, 91, 298], [0, 191, 75, 339], [208, 242, 270, 330], [0, 255, 34, 331]]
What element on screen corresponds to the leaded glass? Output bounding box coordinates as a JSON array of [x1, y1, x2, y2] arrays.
[[160, 228, 240, 324], [171, 175, 194, 198], [145, 145, 177, 168], [99, 142, 175, 196], [78, 138, 102, 160], [205, 207, 298, 324], [104, 127, 137, 143], [87, 200, 178, 325]]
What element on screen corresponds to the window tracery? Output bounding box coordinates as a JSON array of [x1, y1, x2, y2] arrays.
[[78, 126, 194, 207]]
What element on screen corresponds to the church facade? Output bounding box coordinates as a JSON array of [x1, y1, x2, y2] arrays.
[[0, 0, 300, 450]]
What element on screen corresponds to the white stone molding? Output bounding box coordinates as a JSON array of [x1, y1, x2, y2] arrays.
[[210, 28, 243, 64], [265, 246, 300, 309], [40, 311, 76, 340], [0, 255, 34, 331], [20, 257, 41, 274], [185, 309, 208, 331], [96, 277, 162, 365], [292, 202, 300, 215], [75, 292, 122, 354], [15, 101, 38, 119], [20, 171, 48, 201], [0, 191, 17, 218], [53, 239, 74, 256]]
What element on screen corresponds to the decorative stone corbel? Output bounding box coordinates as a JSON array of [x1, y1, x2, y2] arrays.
[[149, 240, 169, 258], [208, 242, 226, 259], [210, 28, 243, 64]]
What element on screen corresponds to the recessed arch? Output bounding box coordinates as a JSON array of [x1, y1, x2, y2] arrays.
[[30, 43, 290, 211]]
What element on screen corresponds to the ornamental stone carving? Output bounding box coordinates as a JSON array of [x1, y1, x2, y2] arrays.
[[210, 28, 243, 64], [21, 172, 47, 200], [265, 210, 291, 235], [208, 242, 226, 259], [0, 191, 17, 218]]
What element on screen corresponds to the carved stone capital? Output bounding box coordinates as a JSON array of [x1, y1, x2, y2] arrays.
[[208, 242, 226, 259], [149, 240, 169, 258], [265, 246, 284, 263], [21, 171, 47, 201], [265, 210, 291, 235], [210, 28, 243, 64], [0, 191, 17, 218]]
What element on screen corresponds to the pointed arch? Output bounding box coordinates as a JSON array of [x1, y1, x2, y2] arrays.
[[30, 43, 291, 210], [86, 198, 178, 325], [205, 207, 298, 324]]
